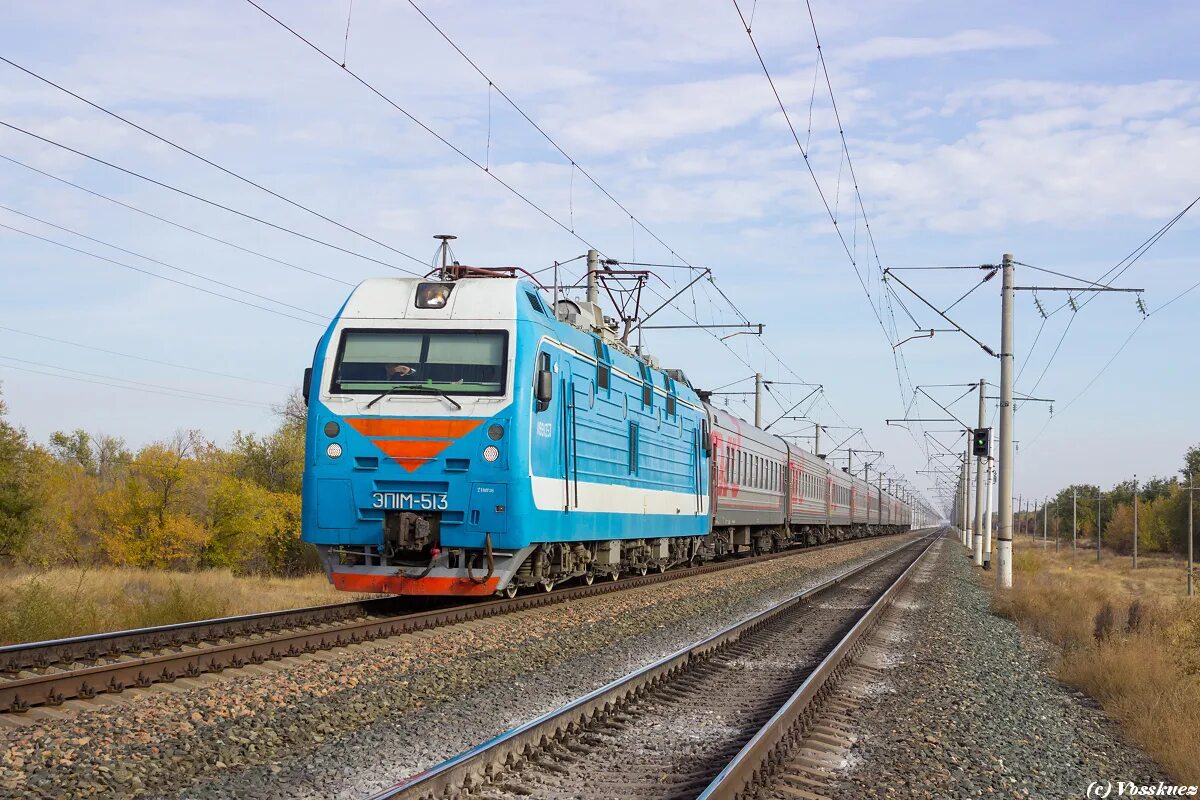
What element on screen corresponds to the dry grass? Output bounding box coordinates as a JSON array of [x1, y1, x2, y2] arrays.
[[0, 566, 355, 646], [990, 541, 1200, 783]]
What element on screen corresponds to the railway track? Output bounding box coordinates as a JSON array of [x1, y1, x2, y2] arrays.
[[0, 531, 913, 716], [368, 529, 941, 800]]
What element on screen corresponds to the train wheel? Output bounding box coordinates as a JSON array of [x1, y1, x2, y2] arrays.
[[656, 563, 667, 573], [501, 583, 518, 599], [582, 571, 595, 586], [540, 580, 555, 593], [610, 570, 620, 581], [638, 565, 648, 577]]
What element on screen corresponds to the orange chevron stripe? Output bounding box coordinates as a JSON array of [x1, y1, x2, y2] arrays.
[[372, 439, 455, 472], [345, 418, 483, 439]]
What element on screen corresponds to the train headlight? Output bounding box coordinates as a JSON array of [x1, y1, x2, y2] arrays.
[[487, 423, 504, 441], [415, 282, 453, 309], [482, 445, 500, 463], [326, 443, 343, 459]]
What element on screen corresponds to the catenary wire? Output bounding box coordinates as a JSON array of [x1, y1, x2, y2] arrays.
[[402, 0, 699, 273], [0, 356, 272, 409], [0, 203, 327, 320], [0, 326, 290, 389], [0, 222, 324, 326], [0, 55, 430, 272], [0, 153, 354, 286], [0, 120, 422, 276]]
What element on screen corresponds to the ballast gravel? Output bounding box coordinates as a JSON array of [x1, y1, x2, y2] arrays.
[[0, 534, 921, 799], [829, 535, 1166, 799]]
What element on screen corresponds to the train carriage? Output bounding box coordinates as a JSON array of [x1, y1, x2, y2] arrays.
[[708, 405, 788, 552], [784, 441, 829, 536]]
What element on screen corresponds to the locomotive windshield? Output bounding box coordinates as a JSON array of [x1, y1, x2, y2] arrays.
[[331, 329, 507, 396]]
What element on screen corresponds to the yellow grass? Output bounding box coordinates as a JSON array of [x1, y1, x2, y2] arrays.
[[0, 566, 355, 646], [990, 540, 1200, 783]]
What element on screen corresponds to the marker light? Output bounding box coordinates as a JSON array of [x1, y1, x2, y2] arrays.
[[482, 445, 500, 463], [326, 443, 343, 459], [487, 424, 504, 441], [415, 282, 453, 309], [324, 420, 340, 437]]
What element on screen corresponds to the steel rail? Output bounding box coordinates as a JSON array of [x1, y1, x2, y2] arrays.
[[0, 530, 916, 714], [697, 530, 944, 799], [366, 530, 940, 800], [0, 596, 404, 673]]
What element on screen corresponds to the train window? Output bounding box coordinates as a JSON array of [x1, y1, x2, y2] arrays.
[[628, 422, 639, 474], [333, 329, 507, 396], [593, 338, 610, 393], [639, 364, 653, 409]]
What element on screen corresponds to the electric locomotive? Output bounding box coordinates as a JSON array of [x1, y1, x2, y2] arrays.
[[301, 263, 711, 597]]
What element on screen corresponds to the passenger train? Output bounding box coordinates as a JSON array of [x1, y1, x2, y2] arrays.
[[300, 263, 929, 597]]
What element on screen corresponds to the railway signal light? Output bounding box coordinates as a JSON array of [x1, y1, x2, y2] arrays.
[[972, 428, 991, 457]]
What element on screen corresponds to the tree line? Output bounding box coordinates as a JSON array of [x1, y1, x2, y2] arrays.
[[1014, 444, 1200, 555], [0, 387, 316, 575]]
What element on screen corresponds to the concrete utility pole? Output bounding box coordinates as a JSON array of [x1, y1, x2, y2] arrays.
[[814, 425, 822, 458], [972, 378, 986, 566], [1097, 491, 1103, 563], [1188, 474, 1194, 597], [1133, 474, 1139, 569], [1047, 499, 1053, 552], [983, 456, 994, 567], [585, 249, 599, 304], [1072, 487, 1077, 552], [997, 253, 1015, 588], [754, 373, 763, 428], [1180, 474, 1190, 594], [963, 444, 972, 548]]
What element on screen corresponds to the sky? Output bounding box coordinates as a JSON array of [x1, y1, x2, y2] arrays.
[[1, 0, 1198, 515]]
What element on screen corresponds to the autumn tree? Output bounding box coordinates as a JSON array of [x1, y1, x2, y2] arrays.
[[0, 388, 38, 560], [1182, 444, 1200, 487]]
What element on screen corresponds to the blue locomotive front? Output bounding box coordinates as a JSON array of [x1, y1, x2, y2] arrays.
[[301, 272, 711, 596]]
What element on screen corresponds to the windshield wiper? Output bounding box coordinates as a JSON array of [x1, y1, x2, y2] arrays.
[[366, 384, 463, 410]]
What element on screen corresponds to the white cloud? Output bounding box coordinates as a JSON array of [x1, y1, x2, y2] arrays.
[[838, 27, 1053, 64], [855, 79, 1200, 233]]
